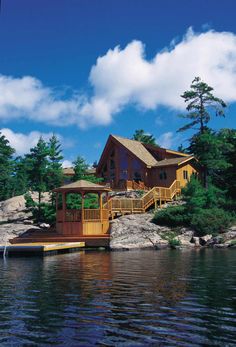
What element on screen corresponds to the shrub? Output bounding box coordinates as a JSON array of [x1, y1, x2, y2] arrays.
[[190, 208, 234, 236], [169, 238, 181, 248], [152, 205, 190, 227], [25, 193, 56, 225]]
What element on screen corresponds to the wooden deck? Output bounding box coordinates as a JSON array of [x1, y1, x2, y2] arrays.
[[10, 232, 110, 248], [0, 242, 85, 256]]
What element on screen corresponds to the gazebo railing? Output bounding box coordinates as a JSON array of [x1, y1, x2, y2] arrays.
[[57, 209, 109, 222]]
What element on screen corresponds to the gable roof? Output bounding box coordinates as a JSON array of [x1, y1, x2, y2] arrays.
[[154, 156, 194, 168], [97, 134, 195, 170], [112, 135, 158, 166]]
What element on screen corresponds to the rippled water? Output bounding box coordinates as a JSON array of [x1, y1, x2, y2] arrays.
[[0, 249, 235, 346]]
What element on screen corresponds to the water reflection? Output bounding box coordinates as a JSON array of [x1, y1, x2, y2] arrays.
[[0, 249, 235, 345]]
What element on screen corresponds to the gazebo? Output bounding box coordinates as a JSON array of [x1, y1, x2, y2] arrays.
[[53, 180, 111, 237]]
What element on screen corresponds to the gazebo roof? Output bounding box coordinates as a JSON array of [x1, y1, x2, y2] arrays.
[[54, 179, 111, 192]]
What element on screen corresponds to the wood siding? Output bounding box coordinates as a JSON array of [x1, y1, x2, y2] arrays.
[[176, 163, 198, 188]]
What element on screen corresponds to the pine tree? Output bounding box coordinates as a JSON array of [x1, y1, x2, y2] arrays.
[[73, 156, 89, 181], [26, 137, 49, 220], [132, 129, 158, 146], [178, 77, 226, 134], [179, 77, 227, 187], [188, 128, 230, 187], [0, 132, 15, 200], [73, 155, 102, 183], [47, 135, 64, 191], [11, 156, 30, 197]]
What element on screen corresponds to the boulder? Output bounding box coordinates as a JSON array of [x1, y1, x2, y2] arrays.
[[110, 213, 169, 250], [192, 236, 200, 247], [199, 234, 212, 246], [177, 229, 195, 246]]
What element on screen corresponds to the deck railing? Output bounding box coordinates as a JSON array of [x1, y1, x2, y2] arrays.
[[108, 180, 181, 215], [58, 209, 109, 222]]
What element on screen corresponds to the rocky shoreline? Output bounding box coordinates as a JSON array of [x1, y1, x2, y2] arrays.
[[110, 213, 236, 250], [0, 194, 50, 245], [0, 195, 236, 249]]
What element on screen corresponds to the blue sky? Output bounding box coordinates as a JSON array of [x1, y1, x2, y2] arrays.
[[0, 0, 236, 166]]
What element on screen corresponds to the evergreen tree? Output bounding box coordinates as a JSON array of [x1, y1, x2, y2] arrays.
[[178, 77, 226, 134], [132, 129, 158, 146], [73, 156, 89, 181], [177, 144, 188, 153], [0, 132, 15, 200], [11, 156, 30, 197], [47, 135, 64, 192], [26, 137, 49, 220], [217, 128, 236, 199], [73, 156, 102, 183], [189, 128, 231, 187]]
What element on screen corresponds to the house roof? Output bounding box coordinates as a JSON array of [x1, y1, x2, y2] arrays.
[[97, 134, 196, 171], [112, 135, 158, 166], [63, 167, 75, 175], [54, 179, 111, 192], [63, 167, 96, 176], [154, 156, 194, 168]]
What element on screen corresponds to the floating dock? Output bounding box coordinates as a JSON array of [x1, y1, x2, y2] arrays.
[[0, 242, 85, 257]]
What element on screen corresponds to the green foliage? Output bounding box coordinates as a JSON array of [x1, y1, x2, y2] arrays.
[[132, 129, 159, 146], [153, 177, 235, 236], [153, 205, 190, 227], [26, 137, 49, 201], [25, 192, 56, 224], [182, 177, 206, 212], [0, 132, 15, 201], [73, 155, 103, 184], [178, 77, 226, 134], [47, 135, 64, 192], [11, 156, 30, 197], [169, 238, 181, 248], [66, 192, 99, 210], [177, 144, 188, 153], [190, 208, 234, 237], [217, 128, 236, 199]]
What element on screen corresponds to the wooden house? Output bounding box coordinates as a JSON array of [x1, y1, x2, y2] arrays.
[[96, 135, 200, 190]]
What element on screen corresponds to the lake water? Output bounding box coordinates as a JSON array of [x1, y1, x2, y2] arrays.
[[0, 249, 235, 346]]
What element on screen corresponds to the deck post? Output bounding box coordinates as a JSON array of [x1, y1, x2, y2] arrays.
[[99, 192, 103, 221], [81, 192, 84, 223], [62, 192, 66, 222]]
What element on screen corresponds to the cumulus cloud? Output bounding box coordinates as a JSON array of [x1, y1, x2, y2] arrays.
[[62, 160, 73, 168], [157, 132, 175, 148], [0, 128, 64, 156], [1, 28, 236, 127]]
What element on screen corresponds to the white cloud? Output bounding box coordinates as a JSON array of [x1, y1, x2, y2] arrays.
[[0, 28, 236, 127], [157, 132, 175, 148], [0, 128, 64, 156], [62, 160, 73, 168], [157, 131, 184, 149]]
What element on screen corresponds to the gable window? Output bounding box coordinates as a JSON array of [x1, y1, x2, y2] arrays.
[[183, 170, 188, 180]]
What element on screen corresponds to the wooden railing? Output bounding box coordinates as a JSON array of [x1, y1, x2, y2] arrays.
[[108, 180, 181, 215], [57, 181, 181, 223], [110, 180, 149, 191], [65, 209, 82, 222], [60, 209, 109, 222]]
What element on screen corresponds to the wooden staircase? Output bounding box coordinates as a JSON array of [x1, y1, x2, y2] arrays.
[[106, 180, 181, 217]]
